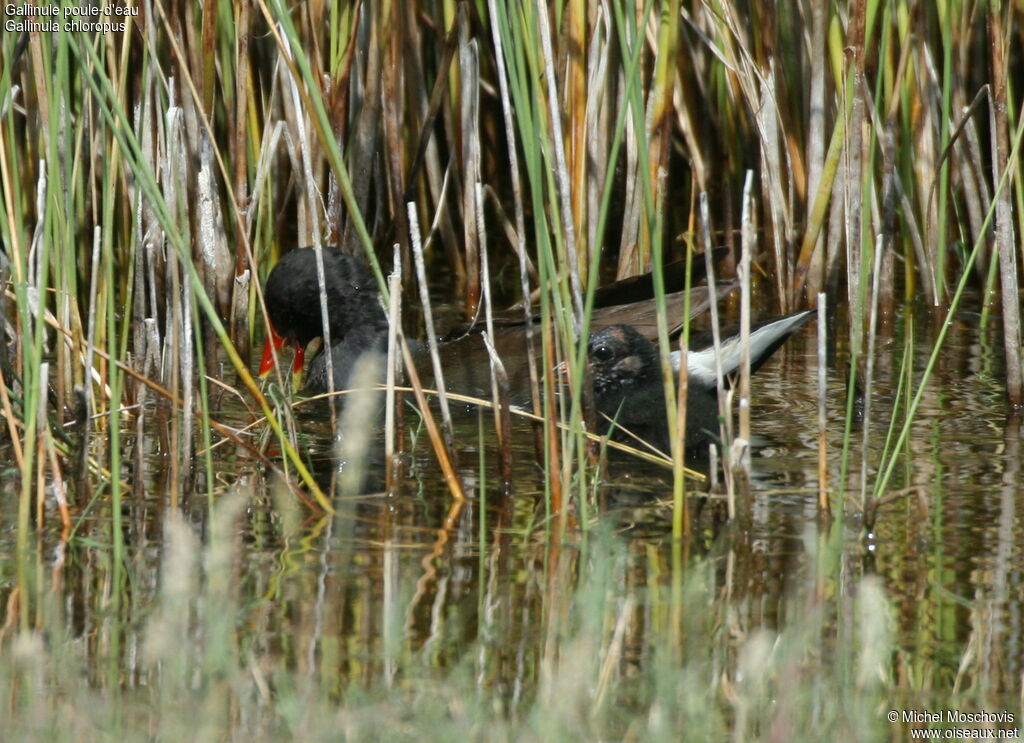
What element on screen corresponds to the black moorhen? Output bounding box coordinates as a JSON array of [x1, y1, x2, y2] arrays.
[[260, 247, 387, 385], [259, 247, 728, 404], [588, 311, 815, 451]]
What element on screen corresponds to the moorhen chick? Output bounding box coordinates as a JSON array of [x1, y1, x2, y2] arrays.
[[259, 247, 729, 405], [588, 312, 815, 451]]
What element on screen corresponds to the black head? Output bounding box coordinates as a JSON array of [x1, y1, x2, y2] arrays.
[[264, 248, 381, 345], [587, 324, 661, 398]]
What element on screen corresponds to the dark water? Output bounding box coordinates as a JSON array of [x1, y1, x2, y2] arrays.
[[1, 300, 1021, 729]]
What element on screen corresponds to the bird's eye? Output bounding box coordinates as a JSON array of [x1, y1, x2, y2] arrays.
[[591, 344, 614, 362]]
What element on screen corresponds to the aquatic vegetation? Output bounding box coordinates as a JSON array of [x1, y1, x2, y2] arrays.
[[1, 1, 1022, 739]]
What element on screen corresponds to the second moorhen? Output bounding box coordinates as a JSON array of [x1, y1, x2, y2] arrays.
[[588, 312, 814, 451]]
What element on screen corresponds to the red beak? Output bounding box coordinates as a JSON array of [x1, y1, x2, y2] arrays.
[[259, 329, 305, 378]]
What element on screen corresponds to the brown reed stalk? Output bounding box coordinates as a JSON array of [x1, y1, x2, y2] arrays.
[[803, 0, 828, 299], [736, 172, 755, 475], [816, 293, 829, 516], [408, 202, 458, 462], [399, 337, 465, 503], [384, 247, 402, 495], [842, 0, 867, 373], [565, 0, 588, 280], [860, 234, 884, 518], [459, 11, 482, 321], [229, 0, 252, 354], [987, 5, 1022, 408]]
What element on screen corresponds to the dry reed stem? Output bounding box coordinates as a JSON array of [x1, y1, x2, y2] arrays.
[[381, 6, 409, 268], [565, 0, 588, 276], [803, 0, 827, 298], [384, 247, 402, 494], [408, 202, 457, 460], [842, 0, 867, 373], [459, 16, 482, 319], [229, 0, 252, 352], [860, 233, 884, 516], [816, 293, 829, 516], [584, 5, 612, 253], [791, 111, 848, 302], [987, 8, 1022, 408], [736, 171, 754, 476]]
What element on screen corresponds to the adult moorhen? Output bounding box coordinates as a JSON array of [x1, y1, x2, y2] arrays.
[[260, 247, 388, 389], [588, 312, 815, 451]]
